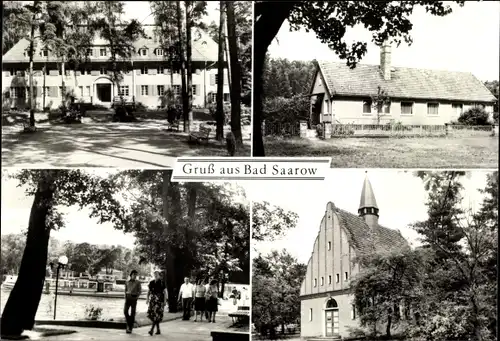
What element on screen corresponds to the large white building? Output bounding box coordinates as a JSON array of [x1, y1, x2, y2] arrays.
[[2, 24, 230, 110]]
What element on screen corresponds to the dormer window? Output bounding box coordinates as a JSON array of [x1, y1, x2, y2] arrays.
[[140, 49, 148, 56], [42, 49, 49, 57], [100, 48, 107, 57], [155, 48, 164, 56]]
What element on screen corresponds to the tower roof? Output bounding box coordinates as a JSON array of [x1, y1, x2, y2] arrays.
[[359, 174, 378, 210]]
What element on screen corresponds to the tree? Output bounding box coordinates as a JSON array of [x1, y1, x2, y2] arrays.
[[252, 201, 299, 242], [175, 1, 190, 133], [0, 234, 27, 276], [2, 1, 29, 55], [253, 250, 306, 337], [226, 1, 243, 146], [351, 249, 420, 338], [0, 170, 123, 337], [371, 86, 391, 125], [215, 1, 226, 140], [484, 80, 499, 115], [253, 1, 465, 156], [409, 171, 497, 341]]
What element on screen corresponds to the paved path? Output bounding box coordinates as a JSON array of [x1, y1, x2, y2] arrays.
[[2, 119, 251, 168], [31, 315, 243, 341]]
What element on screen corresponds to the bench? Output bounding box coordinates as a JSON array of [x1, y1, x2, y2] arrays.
[[22, 118, 37, 132], [189, 125, 211, 143], [167, 119, 180, 132], [228, 306, 250, 325], [211, 331, 249, 341]]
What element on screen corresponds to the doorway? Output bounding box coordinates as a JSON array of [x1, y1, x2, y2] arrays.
[[96, 84, 112, 103], [325, 298, 339, 337]]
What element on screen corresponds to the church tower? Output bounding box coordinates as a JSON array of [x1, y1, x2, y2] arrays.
[[358, 173, 379, 229]]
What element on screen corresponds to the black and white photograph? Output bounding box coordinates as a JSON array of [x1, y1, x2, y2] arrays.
[[1, 169, 250, 340], [253, 1, 499, 168], [251, 169, 498, 341], [2, 1, 252, 168]]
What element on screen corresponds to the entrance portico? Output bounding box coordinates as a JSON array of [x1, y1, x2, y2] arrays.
[[93, 77, 114, 107]]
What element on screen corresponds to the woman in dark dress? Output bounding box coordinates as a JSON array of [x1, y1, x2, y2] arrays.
[[146, 271, 167, 335], [193, 279, 206, 322], [205, 279, 219, 323]]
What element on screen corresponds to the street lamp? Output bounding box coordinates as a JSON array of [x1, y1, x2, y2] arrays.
[[50, 255, 68, 320]]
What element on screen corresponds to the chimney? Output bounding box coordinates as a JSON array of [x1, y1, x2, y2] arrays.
[[380, 41, 392, 81]]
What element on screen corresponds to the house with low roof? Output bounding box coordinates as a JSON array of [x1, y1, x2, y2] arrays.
[[2, 24, 230, 110], [309, 42, 496, 126], [300, 175, 409, 339]]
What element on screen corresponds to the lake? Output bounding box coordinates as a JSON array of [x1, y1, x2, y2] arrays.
[[0, 288, 133, 320]]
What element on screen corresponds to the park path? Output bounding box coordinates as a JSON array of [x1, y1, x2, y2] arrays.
[[2, 119, 251, 168], [33, 315, 240, 341]]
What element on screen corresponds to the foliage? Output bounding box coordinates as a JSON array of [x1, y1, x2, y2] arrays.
[[84, 305, 103, 321], [262, 57, 316, 99], [252, 250, 306, 337], [371, 86, 391, 124], [484, 80, 498, 114], [2, 1, 28, 54], [263, 95, 310, 127], [252, 201, 298, 242], [457, 107, 492, 126], [1, 234, 26, 275]]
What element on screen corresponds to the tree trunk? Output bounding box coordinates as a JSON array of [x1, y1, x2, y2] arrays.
[[226, 1, 242, 146], [253, 2, 296, 156], [187, 186, 197, 221], [185, 1, 193, 130], [0, 174, 56, 336], [43, 60, 47, 110], [29, 14, 36, 127], [60, 59, 66, 110], [386, 310, 392, 338], [215, 1, 225, 140], [176, 1, 189, 133], [162, 170, 178, 313]]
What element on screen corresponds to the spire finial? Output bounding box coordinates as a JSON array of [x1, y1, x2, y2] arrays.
[[359, 175, 378, 211]]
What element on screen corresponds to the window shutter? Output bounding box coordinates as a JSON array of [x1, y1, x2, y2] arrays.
[[148, 85, 153, 96], [36, 86, 42, 97], [152, 85, 157, 96], [94, 48, 99, 57], [136, 69, 141, 75], [224, 73, 229, 85], [150, 68, 157, 75], [136, 85, 141, 97], [210, 74, 215, 86]]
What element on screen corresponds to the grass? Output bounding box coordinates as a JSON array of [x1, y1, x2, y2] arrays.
[[263, 136, 498, 168]]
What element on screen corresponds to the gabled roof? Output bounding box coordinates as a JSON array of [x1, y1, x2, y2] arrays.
[[334, 206, 408, 255], [3, 27, 218, 63], [314, 60, 496, 103]]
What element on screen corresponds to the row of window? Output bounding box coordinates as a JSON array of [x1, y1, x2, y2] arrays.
[[37, 47, 167, 58], [313, 272, 349, 287], [137, 85, 199, 97], [307, 305, 356, 321], [361, 100, 485, 116]]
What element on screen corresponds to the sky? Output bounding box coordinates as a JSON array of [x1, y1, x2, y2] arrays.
[[1, 169, 248, 250], [249, 169, 492, 264], [267, 1, 500, 81]]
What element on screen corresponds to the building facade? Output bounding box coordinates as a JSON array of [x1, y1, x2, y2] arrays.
[[2, 25, 230, 110], [300, 176, 408, 339], [309, 43, 496, 126]]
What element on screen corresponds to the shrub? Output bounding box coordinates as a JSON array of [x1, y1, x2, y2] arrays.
[[84, 305, 103, 321], [458, 108, 492, 126], [263, 95, 309, 127], [316, 124, 324, 137], [208, 103, 231, 124], [493, 112, 498, 124]]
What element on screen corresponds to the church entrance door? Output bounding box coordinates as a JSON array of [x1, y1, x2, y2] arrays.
[[325, 309, 339, 336]]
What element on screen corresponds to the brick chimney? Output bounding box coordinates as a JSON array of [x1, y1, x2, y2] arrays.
[[380, 41, 392, 81]]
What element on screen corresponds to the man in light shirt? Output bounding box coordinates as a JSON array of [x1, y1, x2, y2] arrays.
[[178, 277, 194, 320], [124, 270, 142, 333]]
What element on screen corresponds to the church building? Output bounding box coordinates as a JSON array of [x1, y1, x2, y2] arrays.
[[299, 175, 409, 339]]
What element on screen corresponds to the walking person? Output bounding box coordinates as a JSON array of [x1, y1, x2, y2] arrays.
[[231, 286, 238, 306], [193, 279, 206, 322], [146, 271, 168, 335], [206, 279, 219, 323], [124, 270, 142, 334], [177, 277, 194, 320]]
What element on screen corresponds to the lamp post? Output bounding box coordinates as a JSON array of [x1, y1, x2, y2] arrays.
[[50, 255, 68, 320]]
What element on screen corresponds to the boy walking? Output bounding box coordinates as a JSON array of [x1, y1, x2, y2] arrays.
[[124, 270, 142, 333]]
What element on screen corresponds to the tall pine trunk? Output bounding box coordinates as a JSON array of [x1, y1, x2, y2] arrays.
[[185, 1, 193, 130], [0, 174, 56, 336], [176, 1, 189, 133], [215, 1, 225, 140], [253, 3, 295, 156], [60, 59, 66, 110], [162, 170, 177, 313], [226, 1, 242, 146], [29, 13, 36, 127]]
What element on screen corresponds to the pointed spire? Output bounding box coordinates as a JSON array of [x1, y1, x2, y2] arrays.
[[359, 173, 378, 214]]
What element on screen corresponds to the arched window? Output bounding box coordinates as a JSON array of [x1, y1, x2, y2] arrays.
[[326, 298, 338, 309]]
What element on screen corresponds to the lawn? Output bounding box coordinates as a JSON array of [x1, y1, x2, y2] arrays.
[[262, 136, 498, 168]]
